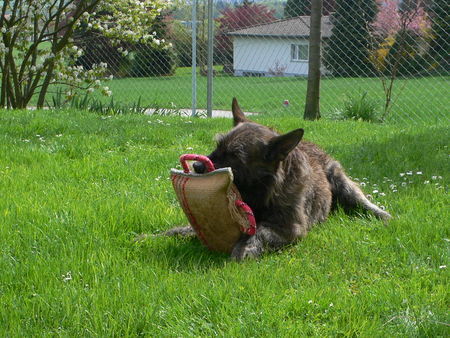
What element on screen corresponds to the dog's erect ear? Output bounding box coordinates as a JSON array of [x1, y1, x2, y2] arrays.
[[232, 97, 248, 126], [266, 128, 304, 162]]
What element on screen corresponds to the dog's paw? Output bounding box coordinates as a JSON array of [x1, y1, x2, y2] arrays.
[[231, 238, 262, 261], [377, 210, 392, 224]]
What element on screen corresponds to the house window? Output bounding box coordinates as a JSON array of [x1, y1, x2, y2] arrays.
[[291, 44, 309, 61]]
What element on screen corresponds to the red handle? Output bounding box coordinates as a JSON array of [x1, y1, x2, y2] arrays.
[[235, 200, 256, 236], [180, 154, 215, 173]]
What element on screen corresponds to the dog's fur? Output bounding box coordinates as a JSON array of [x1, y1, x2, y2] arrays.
[[167, 98, 391, 260]]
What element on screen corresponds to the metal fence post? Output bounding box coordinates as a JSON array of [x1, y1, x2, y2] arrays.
[[206, 0, 214, 118], [191, 0, 197, 117]]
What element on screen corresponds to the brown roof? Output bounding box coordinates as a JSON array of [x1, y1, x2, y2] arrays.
[[228, 16, 333, 39]]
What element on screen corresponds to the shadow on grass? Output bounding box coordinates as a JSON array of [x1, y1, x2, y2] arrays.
[[328, 125, 448, 179], [132, 126, 447, 269], [132, 234, 230, 272]]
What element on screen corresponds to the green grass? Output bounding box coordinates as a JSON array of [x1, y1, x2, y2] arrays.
[[0, 109, 448, 335], [78, 67, 450, 124]]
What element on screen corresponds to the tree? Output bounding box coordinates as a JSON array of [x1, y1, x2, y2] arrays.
[[324, 0, 378, 77], [215, 2, 276, 67], [0, 0, 169, 109], [428, 0, 449, 71], [130, 14, 175, 77], [368, 0, 431, 120], [284, 0, 335, 17], [304, 0, 323, 120]]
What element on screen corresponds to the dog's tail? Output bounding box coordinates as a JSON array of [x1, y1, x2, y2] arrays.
[[326, 161, 392, 222]]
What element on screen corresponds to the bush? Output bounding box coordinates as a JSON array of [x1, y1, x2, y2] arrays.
[[129, 46, 175, 77], [330, 92, 380, 122], [343, 92, 380, 121]]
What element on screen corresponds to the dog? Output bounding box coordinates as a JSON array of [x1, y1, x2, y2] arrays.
[[166, 98, 391, 261]]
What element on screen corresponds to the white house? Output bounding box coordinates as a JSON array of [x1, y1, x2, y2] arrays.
[[228, 16, 333, 77]]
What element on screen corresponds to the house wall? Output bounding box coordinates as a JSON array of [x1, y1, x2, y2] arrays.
[[233, 37, 309, 77]]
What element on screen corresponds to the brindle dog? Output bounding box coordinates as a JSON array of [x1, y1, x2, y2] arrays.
[[166, 98, 391, 261]]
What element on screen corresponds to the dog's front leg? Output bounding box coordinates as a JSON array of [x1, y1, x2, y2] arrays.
[[231, 224, 290, 261], [161, 225, 196, 237]]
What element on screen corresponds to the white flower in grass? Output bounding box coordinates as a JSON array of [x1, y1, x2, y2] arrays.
[[360, 182, 366, 187], [329, 303, 334, 307], [379, 192, 386, 197], [400, 173, 405, 177], [416, 171, 422, 175], [424, 181, 430, 184], [372, 190, 379, 194], [308, 300, 313, 304], [439, 265, 446, 269], [406, 171, 413, 175], [62, 271, 72, 282]]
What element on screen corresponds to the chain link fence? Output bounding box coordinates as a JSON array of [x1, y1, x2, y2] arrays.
[[74, 0, 449, 123]]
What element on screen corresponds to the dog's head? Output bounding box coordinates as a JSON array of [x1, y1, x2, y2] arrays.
[[194, 98, 304, 192]]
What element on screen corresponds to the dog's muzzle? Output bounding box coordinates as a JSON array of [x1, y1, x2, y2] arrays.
[[193, 161, 206, 174]]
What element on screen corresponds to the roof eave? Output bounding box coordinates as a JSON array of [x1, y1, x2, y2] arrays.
[[228, 33, 331, 39]]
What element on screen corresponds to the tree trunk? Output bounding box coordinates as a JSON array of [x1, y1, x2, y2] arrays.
[[304, 0, 323, 120]]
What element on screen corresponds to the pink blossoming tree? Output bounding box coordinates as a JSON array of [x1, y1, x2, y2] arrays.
[[372, 0, 430, 36], [368, 0, 431, 120]]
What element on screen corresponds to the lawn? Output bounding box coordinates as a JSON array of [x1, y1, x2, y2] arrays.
[[0, 109, 448, 335], [87, 67, 450, 124]]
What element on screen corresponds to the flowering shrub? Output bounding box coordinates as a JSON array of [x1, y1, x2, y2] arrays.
[[367, 0, 431, 120], [0, 0, 170, 109], [369, 0, 431, 75]]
